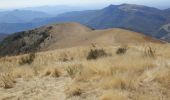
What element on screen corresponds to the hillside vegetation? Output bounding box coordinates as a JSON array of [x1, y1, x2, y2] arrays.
[[0, 22, 162, 57], [0, 43, 170, 100], [0, 34, 8, 41]]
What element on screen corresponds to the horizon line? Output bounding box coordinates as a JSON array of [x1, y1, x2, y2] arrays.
[[0, 3, 169, 10]]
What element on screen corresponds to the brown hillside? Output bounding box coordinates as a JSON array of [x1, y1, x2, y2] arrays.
[[0, 22, 162, 56]]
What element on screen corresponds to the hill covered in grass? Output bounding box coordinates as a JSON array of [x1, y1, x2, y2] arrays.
[[0, 22, 162, 57]]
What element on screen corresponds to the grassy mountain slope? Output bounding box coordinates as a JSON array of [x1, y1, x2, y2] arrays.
[[0, 43, 170, 100], [0, 22, 162, 57]]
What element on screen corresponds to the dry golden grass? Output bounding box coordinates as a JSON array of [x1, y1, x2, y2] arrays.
[[100, 90, 127, 100], [0, 73, 16, 89], [42, 67, 61, 77], [0, 43, 170, 100], [65, 83, 83, 97]]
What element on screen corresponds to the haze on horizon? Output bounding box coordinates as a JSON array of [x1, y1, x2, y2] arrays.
[[0, 0, 169, 9]]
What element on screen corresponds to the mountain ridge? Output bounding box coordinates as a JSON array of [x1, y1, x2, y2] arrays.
[[0, 10, 50, 23], [0, 4, 170, 42], [30, 4, 170, 39], [0, 22, 163, 57]]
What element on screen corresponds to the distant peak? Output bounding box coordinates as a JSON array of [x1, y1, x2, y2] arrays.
[[119, 3, 145, 9], [103, 3, 160, 13], [104, 4, 145, 11], [120, 3, 130, 6], [108, 4, 115, 7], [106, 4, 116, 8], [103, 4, 117, 11], [120, 3, 137, 6]]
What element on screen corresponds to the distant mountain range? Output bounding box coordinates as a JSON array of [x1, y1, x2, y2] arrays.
[[23, 5, 89, 15], [0, 10, 50, 23], [0, 6, 90, 34], [0, 4, 170, 41], [37, 4, 170, 39], [0, 10, 52, 34], [0, 22, 37, 33]]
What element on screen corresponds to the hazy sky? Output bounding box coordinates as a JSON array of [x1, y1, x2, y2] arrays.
[[0, 0, 169, 9]]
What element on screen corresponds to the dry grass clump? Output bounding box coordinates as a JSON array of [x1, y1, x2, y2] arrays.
[[65, 84, 83, 97], [116, 47, 127, 55], [42, 67, 61, 77], [19, 53, 36, 65], [144, 46, 156, 58], [58, 53, 70, 62], [66, 64, 83, 78], [0, 73, 16, 89], [87, 48, 109, 60]]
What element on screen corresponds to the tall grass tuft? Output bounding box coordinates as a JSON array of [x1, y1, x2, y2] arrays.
[[19, 53, 36, 65], [144, 46, 156, 58], [0, 73, 16, 89], [87, 48, 108, 60], [116, 47, 127, 55]]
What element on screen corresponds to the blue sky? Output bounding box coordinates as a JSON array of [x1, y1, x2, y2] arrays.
[[0, 0, 169, 9]]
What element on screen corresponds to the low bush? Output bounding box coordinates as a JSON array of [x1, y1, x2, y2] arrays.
[[87, 49, 108, 60], [19, 53, 36, 65], [116, 47, 127, 55]]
